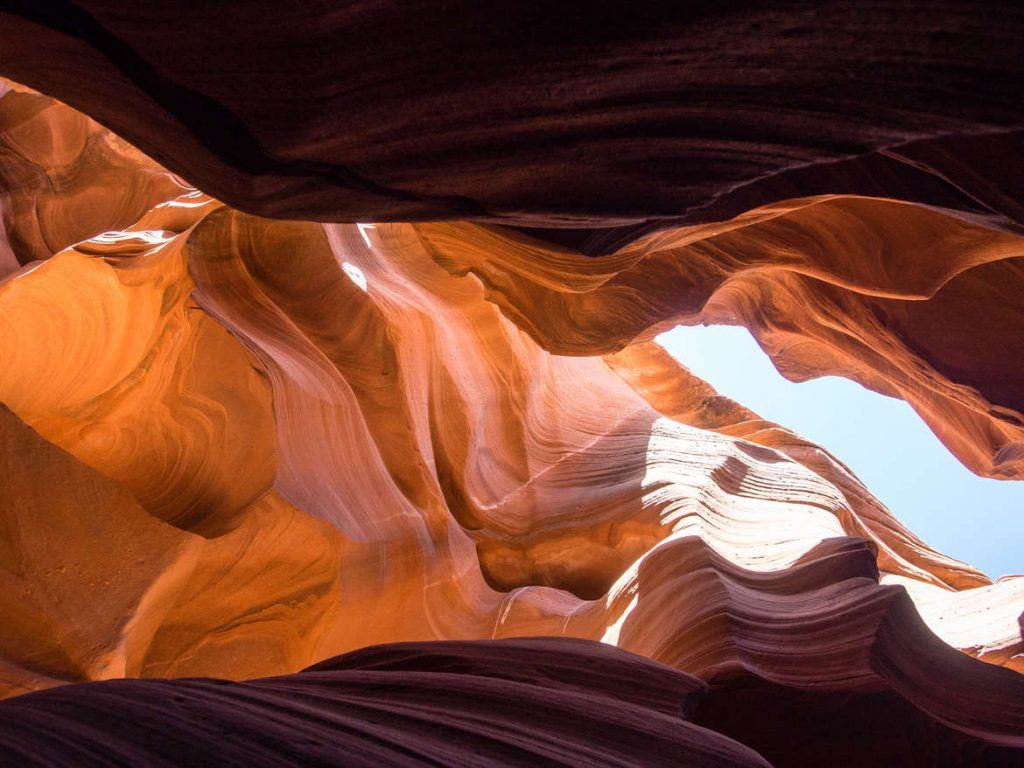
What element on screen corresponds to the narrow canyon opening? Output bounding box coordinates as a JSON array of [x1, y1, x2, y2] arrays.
[[658, 324, 1024, 580]]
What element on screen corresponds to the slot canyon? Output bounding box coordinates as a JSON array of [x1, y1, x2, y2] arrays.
[[0, 2, 1021, 765]]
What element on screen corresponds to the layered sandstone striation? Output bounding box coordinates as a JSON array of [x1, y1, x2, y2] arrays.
[[0, 639, 773, 768], [1, 3, 1022, 231], [0, 4, 1022, 764]]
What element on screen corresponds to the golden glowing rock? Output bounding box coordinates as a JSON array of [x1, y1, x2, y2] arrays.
[[0, 81, 1020, 763]]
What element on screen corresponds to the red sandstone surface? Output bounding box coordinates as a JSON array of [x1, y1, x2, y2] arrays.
[[0, 4, 1021, 766]]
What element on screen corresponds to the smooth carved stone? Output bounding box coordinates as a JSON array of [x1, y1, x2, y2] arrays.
[[0, 3, 1021, 230], [0, 178, 1021, 756], [0, 78, 184, 276], [417, 202, 1024, 480], [0, 636, 1020, 767], [0, 639, 771, 768], [0, 17, 1022, 763]]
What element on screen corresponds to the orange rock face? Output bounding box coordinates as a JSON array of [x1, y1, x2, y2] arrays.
[[0, 30, 1022, 765]]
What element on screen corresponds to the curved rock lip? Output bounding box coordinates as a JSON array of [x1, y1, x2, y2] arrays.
[[0, 638, 771, 768], [1, 2, 1022, 232]]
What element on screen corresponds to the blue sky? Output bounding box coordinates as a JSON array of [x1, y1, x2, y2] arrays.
[[657, 325, 1023, 580]]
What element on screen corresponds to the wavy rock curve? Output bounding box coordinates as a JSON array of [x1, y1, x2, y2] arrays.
[[1, 2, 1022, 228], [0, 639, 772, 768], [0, 12, 1022, 764]]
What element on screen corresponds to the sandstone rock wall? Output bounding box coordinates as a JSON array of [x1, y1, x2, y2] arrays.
[[0, 4, 1021, 762]]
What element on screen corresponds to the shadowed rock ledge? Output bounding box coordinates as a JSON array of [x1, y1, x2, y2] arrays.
[[1, 638, 1021, 768]]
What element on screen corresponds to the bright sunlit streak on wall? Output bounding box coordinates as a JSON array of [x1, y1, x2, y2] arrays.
[[342, 261, 368, 292], [356, 222, 376, 248]]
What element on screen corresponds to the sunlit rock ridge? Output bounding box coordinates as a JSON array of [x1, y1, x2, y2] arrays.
[[0, 3, 1022, 766]]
